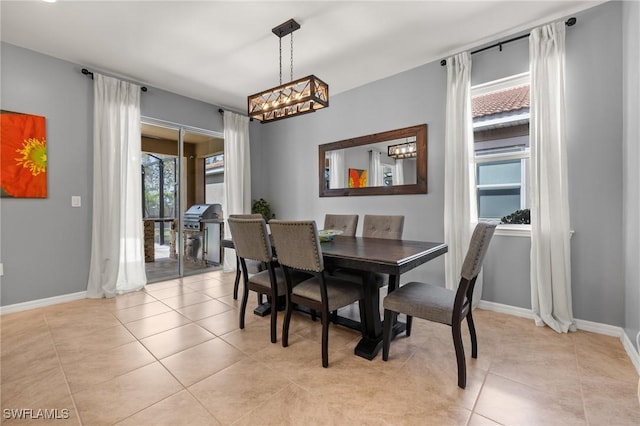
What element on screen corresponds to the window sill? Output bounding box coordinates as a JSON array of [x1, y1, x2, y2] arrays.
[[493, 224, 575, 239], [495, 224, 531, 237]]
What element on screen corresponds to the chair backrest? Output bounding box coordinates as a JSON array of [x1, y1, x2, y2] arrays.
[[227, 217, 272, 263], [323, 214, 358, 237], [362, 214, 404, 240], [229, 214, 264, 219], [269, 220, 324, 273], [460, 221, 498, 280]]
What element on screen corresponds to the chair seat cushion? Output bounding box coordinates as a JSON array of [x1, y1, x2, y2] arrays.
[[249, 269, 310, 296], [292, 277, 364, 312], [245, 259, 266, 274], [383, 282, 460, 325]]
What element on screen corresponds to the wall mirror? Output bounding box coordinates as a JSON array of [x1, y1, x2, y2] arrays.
[[319, 124, 427, 197]]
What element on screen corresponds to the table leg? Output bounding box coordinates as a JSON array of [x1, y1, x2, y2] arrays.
[[387, 274, 407, 339], [354, 271, 384, 360]]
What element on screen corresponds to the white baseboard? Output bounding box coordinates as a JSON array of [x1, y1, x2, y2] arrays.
[[0, 291, 87, 315], [478, 299, 640, 375], [477, 300, 537, 320]]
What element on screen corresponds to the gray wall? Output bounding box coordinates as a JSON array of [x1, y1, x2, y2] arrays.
[[0, 43, 222, 306], [623, 0, 640, 346], [251, 62, 448, 285], [250, 1, 628, 327]]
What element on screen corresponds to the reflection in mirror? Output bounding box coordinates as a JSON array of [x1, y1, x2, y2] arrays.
[[324, 137, 418, 189], [319, 124, 427, 197]]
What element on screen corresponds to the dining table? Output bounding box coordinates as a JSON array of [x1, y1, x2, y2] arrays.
[[222, 234, 448, 360], [320, 236, 448, 359]]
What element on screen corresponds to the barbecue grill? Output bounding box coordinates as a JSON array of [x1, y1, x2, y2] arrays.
[[184, 204, 222, 230], [183, 204, 223, 264]]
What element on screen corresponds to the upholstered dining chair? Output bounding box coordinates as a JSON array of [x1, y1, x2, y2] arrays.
[[362, 214, 404, 240], [323, 214, 359, 237], [228, 214, 265, 300], [227, 217, 308, 343], [269, 220, 365, 368], [333, 214, 405, 289], [381, 221, 498, 389]]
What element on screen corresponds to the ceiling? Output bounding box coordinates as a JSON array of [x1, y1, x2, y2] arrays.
[[1, 1, 605, 113]]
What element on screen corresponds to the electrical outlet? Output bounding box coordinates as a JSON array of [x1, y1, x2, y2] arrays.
[[0, 263, 4, 276], [71, 196, 81, 207]]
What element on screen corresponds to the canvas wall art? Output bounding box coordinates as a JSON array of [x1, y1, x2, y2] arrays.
[[348, 168, 367, 188], [0, 111, 47, 198]]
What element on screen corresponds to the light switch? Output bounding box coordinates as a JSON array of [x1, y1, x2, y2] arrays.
[[71, 196, 81, 207]]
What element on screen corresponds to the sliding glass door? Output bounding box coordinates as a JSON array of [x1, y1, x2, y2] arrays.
[[141, 119, 225, 282]]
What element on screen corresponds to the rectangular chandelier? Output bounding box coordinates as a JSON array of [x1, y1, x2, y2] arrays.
[[388, 140, 417, 159], [248, 75, 329, 123]]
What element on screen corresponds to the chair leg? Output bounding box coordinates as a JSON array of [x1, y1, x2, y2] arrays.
[[232, 257, 241, 300], [467, 312, 478, 359], [321, 309, 329, 368], [239, 282, 249, 330], [382, 309, 393, 361], [310, 309, 317, 321], [282, 299, 293, 348], [406, 315, 413, 336], [269, 293, 278, 344], [452, 322, 467, 389], [330, 310, 338, 323]]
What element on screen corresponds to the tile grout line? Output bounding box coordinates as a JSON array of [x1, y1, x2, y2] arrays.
[[110, 300, 194, 425], [42, 312, 83, 426]]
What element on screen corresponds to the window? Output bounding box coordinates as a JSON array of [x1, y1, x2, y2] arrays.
[[472, 73, 530, 222]]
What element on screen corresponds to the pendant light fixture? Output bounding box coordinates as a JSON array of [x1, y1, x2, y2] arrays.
[[387, 137, 418, 159], [247, 19, 329, 123]]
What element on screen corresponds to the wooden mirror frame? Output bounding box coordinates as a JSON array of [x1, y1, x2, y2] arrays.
[[319, 124, 428, 197]]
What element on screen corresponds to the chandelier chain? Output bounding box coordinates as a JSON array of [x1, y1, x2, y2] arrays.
[[279, 37, 283, 85], [290, 32, 294, 81]]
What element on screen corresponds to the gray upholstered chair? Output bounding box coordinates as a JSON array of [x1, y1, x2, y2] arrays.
[[227, 217, 308, 343], [362, 214, 405, 239], [228, 214, 266, 300], [382, 221, 498, 389], [323, 214, 359, 237], [269, 220, 365, 368], [332, 214, 405, 289]]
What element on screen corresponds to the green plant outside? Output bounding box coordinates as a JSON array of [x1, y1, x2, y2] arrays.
[[501, 208, 530, 224]]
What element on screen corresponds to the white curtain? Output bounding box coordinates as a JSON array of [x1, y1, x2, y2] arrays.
[[529, 22, 575, 333], [368, 150, 383, 187], [444, 52, 479, 300], [87, 74, 146, 298], [394, 159, 404, 185], [328, 149, 345, 189], [223, 111, 251, 272]]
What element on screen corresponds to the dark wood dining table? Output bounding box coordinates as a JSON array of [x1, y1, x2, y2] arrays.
[[320, 236, 448, 359], [222, 235, 448, 360]]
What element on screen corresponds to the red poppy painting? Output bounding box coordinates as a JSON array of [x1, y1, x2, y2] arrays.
[[348, 168, 367, 188], [1, 111, 47, 198]]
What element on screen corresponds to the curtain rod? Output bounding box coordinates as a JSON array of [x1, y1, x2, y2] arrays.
[[440, 17, 576, 66], [219, 108, 253, 122], [81, 68, 148, 92]]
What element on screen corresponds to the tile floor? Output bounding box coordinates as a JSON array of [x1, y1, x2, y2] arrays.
[[1, 270, 639, 425]]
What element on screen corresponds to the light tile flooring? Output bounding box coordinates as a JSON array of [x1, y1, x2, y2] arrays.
[[1, 269, 639, 425]]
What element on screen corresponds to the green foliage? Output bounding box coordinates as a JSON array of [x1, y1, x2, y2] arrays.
[[501, 208, 530, 224], [252, 198, 275, 222]]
